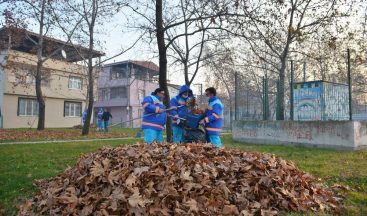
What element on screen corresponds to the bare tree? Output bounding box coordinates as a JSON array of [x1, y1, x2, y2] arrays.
[[65, 0, 136, 135], [4, 0, 82, 130]]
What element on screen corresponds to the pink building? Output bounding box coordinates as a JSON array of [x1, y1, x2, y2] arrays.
[[94, 60, 160, 128]]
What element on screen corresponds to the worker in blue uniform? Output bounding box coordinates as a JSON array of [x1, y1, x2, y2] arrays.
[[170, 85, 193, 143], [202, 87, 224, 148], [141, 88, 167, 144]]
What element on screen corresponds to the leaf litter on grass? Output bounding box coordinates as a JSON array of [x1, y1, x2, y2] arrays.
[[18, 143, 341, 215], [0, 129, 129, 142]]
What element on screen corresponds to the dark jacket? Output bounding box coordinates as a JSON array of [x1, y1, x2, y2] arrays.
[[102, 111, 112, 121]]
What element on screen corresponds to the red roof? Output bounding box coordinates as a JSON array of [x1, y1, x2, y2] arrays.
[[131, 60, 159, 72]]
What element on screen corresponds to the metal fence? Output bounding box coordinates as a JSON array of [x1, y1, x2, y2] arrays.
[[231, 75, 367, 124]]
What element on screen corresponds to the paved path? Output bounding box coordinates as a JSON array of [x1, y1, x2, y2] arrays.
[[0, 133, 232, 145]]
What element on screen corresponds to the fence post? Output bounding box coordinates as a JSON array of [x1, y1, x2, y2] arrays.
[[235, 72, 239, 121], [264, 74, 269, 120], [276, 79, 280, 119], [303, 61, 306, 82], [290, 60, 294, 120], [262, 76, 265, 120], [347, 49, 353, 121]]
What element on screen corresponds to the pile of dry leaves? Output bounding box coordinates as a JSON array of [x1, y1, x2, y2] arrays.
[[19, 143, 341, 215]]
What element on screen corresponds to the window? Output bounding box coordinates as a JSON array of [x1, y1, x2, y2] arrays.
[[110, 87, 127, 99], [18, 98, 39, 116], [99, 89, 109, 101], [15, 72, 50, 86], [68, 76, 82, 89], [110, 66, 127, 80], [138, 89, 145, 102], [64, 102, 82, 117]]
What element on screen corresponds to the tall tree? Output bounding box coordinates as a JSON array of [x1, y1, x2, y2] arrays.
[[65, 0, 129, 135]]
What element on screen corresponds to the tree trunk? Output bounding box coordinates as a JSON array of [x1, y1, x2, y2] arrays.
[[156, 0, 172, 142], [82, 62, 94, 135], [36, 62, 46, 130], [277, 56, 287, 120], [184, 62, 189, 86], [36, 0, 46, 130], [82, 9, 96, 135]]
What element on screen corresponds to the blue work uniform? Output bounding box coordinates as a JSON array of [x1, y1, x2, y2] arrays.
[[204, 96, 224, 148], [170, 85, 193, 143], [141, 94, 167, 144]]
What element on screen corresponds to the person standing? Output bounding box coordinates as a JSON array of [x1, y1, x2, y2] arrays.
[[170, 85, 193, 143], [96, 108, 104, 131], [202, 87, 224, 148], [82, 108, 88, 125], [102, 108, 112, 133], [141, 88, 167, 144]]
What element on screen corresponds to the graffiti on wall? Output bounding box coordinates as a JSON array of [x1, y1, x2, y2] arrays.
[[294, 82, 322, 120], [236, 121, 351, 143]]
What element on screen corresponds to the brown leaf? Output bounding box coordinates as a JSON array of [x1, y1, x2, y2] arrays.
[[125, 174, 137, 188], [183, 198, 199, 213], [222, 205, 239, 215], [180, 169, 194, 181], [133, 166, 150, 176], [128, 188, 146, 208]]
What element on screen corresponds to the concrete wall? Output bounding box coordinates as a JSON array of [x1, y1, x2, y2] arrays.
[[3, 94, 85, 128], [233, 120, 367, 150]]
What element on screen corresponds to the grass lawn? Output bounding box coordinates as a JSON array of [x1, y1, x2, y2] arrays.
[[0, 127, 140, 143], [0, 135, 366, 215]]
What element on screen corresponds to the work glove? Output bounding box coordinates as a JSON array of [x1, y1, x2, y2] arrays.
[[158, 108, 165, 113]]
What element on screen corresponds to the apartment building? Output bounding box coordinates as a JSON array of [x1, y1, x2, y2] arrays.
[[94, 60, 162, 128], [0, 27, 104, 128]]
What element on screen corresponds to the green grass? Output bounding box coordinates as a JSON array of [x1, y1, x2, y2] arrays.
[[0, 135, 366, 215]]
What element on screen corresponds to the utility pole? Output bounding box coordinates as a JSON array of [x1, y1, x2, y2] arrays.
[[262, 76, 265, 120], [347, 49, 353, 121], [290, 60, 294, 120]]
